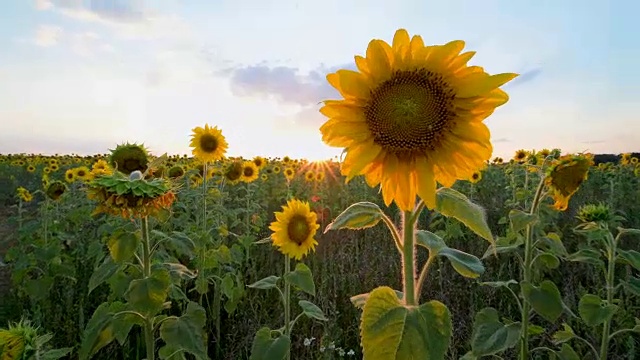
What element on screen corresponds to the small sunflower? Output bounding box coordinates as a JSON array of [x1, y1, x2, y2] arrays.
[[43, 167, 51, 174], [223, 161, 243, 184], [315, 171, 325, 182], [545, 154, 593, 211], [74, 166, 92, 182], [631, 157, 639, 165], [269, 199, 320, 260], [91, 159, 112, 177], [50, 163, 59, 172], [577, 203, 612, 224], [241, 161, 259, 183], [45, 181, 67, 201], [272, 166, 281, 174], [538, 149, 551, 159], [253, 156, 266, 169], [620, 153, 632, 165], [65, 169, 76, 183], [26, 165, 35, 173], [190, 124, 228, 163], [469, 171, 482, 184], [261, 174, 268, 181], [304, 171, 315, 182], [514, 149, 528, 163], [109, 143, 149, 175], [283, 167, 295, 181], [167, 165, 185, 178], [319, 28, 517, 211], [16, 187, 33, 202]]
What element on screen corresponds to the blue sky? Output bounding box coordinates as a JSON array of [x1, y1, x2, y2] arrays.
[[0, 0, 637, 160]]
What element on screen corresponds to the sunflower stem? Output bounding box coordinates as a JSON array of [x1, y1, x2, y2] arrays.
[[519, 177, 546, 360], [140, 215, 154, 360], [284, 255, 291, 360], [402, 210, 417, 306], [599, 230, 617, 360], [202, 161, 208, 233]]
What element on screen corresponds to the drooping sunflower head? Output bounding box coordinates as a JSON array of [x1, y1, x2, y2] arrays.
[[241, 161, 259, 183], [109, 143, 149, 175], [223, 161, 244, 184], [319, 29, 517, 211], [283, 167, 295, 181], [545, 153, 594, 211], [269, 199, 320, 260], [190, 124, 228, 163], [167, 165, 185, 179], [45, 181, 67, 201]]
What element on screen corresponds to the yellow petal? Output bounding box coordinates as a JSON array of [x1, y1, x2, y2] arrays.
[[415, 157, 437, 209], [366, 40, 392, 82], [342, 140, 383, 180], [456, 72, 519, 98], [319, 102, 366, 120], [380, 155, 400, 208], [337, 69, 372, 99], [392, 29, 410, 69], [354, 55, 370, 76], [447, 51, 476, 73], [427, 40, 466, 67], [320, 117, 372, 146]]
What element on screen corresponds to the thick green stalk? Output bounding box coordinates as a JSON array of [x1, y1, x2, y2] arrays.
[[402, 210, 417, 306], [202, 162, 208, 232], [284, 256, 291, 360], [143, 319, 155, 360], [519, 178, 546, 360], [599, 233, 616, 360]]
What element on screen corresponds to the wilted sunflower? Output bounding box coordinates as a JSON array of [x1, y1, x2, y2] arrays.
[[223, 161, 243, 184], [45, 181, 67, 201], [283, 167, 295, 181], [168, 165, 185, 178], [190, 124, 228, 163], [64, 169, 76, 183], [545, 154, 593, 211], [319, 28, 517, 211], [469, 171, 482, 183], [109, 143, 149, 175], [269, 199, 320, 260], [241, 161, 259, 183], [304, 171, 315, 182]]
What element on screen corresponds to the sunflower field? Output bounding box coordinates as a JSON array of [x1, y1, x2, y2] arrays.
[[1, 29, 640, 360]]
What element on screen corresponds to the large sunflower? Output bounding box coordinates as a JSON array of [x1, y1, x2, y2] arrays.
[[190, 124, 228, 163], [269, 199, 320, 260], [319, 29, 517, 211]]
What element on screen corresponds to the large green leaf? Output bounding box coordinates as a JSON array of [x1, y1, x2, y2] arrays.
[[534, 252, 560, 270], [125, 267, 171, 317], [78, 302, 121, 360], [578, 294, 618, 326], [247, 276, 280, 290], [468, 307, 521, 356], [626, 276, 640, 296], [360, 286, 452, 360], [89, 256, 121, 294], [107, 231, 140, 264], [284, 263, 315, 296], [552, 323, 576, 344], [298, 300, 327, 321], [250, 327, 290, 360], [567, 249, 603, 267], [554, 343, 581, 360], [159, 302, 208, 359], [324, 202, 383, 233], [617, 249, 640, 271], [350, 290, 404, 310], [435, 187, 494, 245], [24, 276, 53, 301], [508, 209, 538, 234], [521, 280, 564, 323], [415, 230, 484, 278]]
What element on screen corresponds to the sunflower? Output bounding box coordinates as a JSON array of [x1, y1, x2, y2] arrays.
[[168, 165, 185, 178], [241, 161, 259, 183], [631, 157, 639, 165], [514, 149, 528, 163], [91, 159, 112, 177], [545, 154, 593, 211], [26, 165, 35, 173], [539, 149, 551, 159], [282, 156, 291, 164], [65, 169, 76, 183], [315, 171, 326, 182], [43, 167, 51, 174], [252, 156, 266, 169], [269, 199, 320, 260], [190, 124, 228, 163], [261, 174, 268, 181], [16, 187, 33, 202], [318, 29, 517, 211], [45, 181, 67, 201], [283, 167, 295, 181], [620, 153, 631, 165], [272, 166, 281, 174], [74, 166, 92, 182], [109, 143, 149, 175], [223, 161, 243, 184], [304, 171, 315, 182], [469, 171, 482, 183]]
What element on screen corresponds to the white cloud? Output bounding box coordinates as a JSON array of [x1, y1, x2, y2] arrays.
[[35, 0, 53, 10], [34, 25, 63, 47]]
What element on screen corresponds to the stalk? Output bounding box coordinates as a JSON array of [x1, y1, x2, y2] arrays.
[[402, 210, 417, 306], [599, 232, 616, 360], [140, 216, 154, 359], [284, 256, 291, 360]]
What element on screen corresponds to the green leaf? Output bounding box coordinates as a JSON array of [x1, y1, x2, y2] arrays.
[[479, 280, 518, 288], [24, 276, 53, 301], [625, 276, 640, 296], [555, 343, 581, 360], [350, 290, 404, 310], [284, 263, 315, 296], [78, 303, 115, 360], [617, 249, 640, 271], [360, 286, 452, 360], [567, 249, 603, 267], [39, 347, 73, 360], [535, 252, 560, 270], [324, 202, 383, 233], [538, 232, 568, 256], [435, 187, 494, 245], [552, 323, 576, 344], [109, 302, 141, 345], [468, 307, 521, 356], [521, 280, 565, 323], [250, 327, 290, 360], [247, 276, 280, 290], [107, 231, 140, 264], [578, 294, 618, 326], [159, 302, 208, 360], [415, 230, 484, 278], [298, 300, 327, 321], [89, 256, 121, 294], [508, 209, 538, 233], [528, 325, 545, 336], [125, 268, 171, 317]]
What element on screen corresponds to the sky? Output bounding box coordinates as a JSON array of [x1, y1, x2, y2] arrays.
[[0, 0, 638, 161]]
